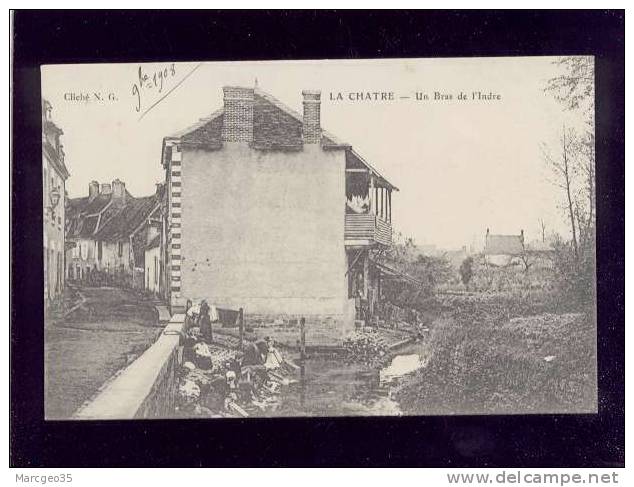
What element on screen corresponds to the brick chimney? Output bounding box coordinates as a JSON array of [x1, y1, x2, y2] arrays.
[[112, 179, 126, 202], [88, 180, 100, 200], [302, 90, 321, 144], [222, 86, 254, 143], [101, 183, 112, 195]]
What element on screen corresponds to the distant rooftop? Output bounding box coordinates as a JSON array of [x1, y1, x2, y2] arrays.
[[484, 230, 525, 256]]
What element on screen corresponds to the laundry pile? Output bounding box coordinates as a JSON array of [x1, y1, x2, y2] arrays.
[[175, 302, 298, 418], [343, 330, 389, 368], [346, 195, 370, 214]]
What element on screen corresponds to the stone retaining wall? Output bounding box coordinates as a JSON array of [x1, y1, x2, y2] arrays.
[[74, 315, 185, 420]]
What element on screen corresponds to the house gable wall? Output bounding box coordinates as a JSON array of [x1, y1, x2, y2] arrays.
[[178, 143, 347, 318]]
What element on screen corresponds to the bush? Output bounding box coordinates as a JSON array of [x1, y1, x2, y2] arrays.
[[459, 257, 474, 288], [550, 238, 596, 309], [394, 296, 596, 414]]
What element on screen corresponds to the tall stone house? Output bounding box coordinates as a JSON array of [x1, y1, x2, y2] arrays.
[[161, 86, 397, 340], [42, 99, 70, 307], [66, 180, 164, 288]]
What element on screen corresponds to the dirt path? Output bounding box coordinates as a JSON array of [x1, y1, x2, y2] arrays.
[[45, 287, 163, 419]]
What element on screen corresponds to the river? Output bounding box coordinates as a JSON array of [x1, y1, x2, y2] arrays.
[[269, 339, 431, 417]]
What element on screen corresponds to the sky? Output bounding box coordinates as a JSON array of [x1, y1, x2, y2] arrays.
[[41, 57, 591, 250]]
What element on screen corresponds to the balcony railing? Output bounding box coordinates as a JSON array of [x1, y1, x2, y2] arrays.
[[345, 213, 392, 246]]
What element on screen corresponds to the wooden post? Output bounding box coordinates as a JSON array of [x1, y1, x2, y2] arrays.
[[368, 176, 375, 214], [300, 317, 306, 360], [375, 186, 379, 215], [299, 362, 306, 407], [238, 307, 244, 350], [363, 251, 369, 299]]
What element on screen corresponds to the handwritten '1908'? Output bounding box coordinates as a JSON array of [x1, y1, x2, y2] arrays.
[[132, 64, 177, 113]]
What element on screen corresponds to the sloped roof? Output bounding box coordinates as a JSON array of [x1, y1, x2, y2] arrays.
[[66, 196, 89, 213], [66, 193, 114, 239], [66, 214, 100, 239], [164, 86, 396, 189], [484, 234, 525, 255], [178, 108, 224, 149], [94, 195, 160, 242], [147, 234, 161, 250], [43, 141, 70, 180], [83, 194, 113, 215], [370, 258, 423, 286], [66, 186, 162, 240], [252, 92, 303, 150]]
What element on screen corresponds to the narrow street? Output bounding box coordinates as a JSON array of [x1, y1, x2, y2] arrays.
[[45, 286, 163, 419]]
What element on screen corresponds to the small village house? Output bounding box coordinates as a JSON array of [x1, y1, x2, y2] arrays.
[[484, 228, 525, 266], [145, 234, 162, 295], [144, 189, 167, 296], [161, 86, 398, 341], [66, 180, 164, 289], [42, 99, 70, 307], [66, 180, 129, 280]]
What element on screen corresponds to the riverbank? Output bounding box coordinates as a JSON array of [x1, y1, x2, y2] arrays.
[[174, 316, 425, 418], [393, 294, 597, 415]]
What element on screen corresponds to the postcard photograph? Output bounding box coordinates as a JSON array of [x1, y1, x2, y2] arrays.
[[41, 56, 597, 420]]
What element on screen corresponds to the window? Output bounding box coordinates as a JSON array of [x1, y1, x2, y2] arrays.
[[118, 241, 123, 257], [98, 241, 103, 261]]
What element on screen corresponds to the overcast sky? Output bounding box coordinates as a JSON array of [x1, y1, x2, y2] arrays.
[[42, 57, 591, 249]]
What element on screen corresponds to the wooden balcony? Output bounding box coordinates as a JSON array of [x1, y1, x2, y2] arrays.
[[345, 213, 392, 247]]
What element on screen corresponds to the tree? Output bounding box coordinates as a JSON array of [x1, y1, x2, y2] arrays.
[[459, 257, 474, 289], [543, 56, 596, 304], [545, 56, 594, 124], [541, 126, 580, 262], [519, 251, 533, 273], [378, 232, 453, 309], [544, 56, 596, 263]]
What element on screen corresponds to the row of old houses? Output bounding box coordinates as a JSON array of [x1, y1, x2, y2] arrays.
[[43, 100, 170, 307], [65, 180, 167, 294]]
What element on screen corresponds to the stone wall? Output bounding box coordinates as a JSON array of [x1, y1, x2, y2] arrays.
[[74, 315, 185, 420]]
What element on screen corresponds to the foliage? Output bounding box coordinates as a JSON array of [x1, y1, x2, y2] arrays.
[[395, 295, 596, 415], [542, 56, 596, 306], [545, 56, 594, 123], [460, 255, 556, 295], [549, 233, 596, 308], [378, 232, 454, 310]]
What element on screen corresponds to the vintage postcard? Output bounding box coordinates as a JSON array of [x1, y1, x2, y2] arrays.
[[41, 57, 597, 419]]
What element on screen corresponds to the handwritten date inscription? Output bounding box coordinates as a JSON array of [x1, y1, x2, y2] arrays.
[[132, 64, 177, 113]]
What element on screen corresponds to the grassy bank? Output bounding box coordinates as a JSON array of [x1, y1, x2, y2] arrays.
[[394, 294, 597, 415]]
